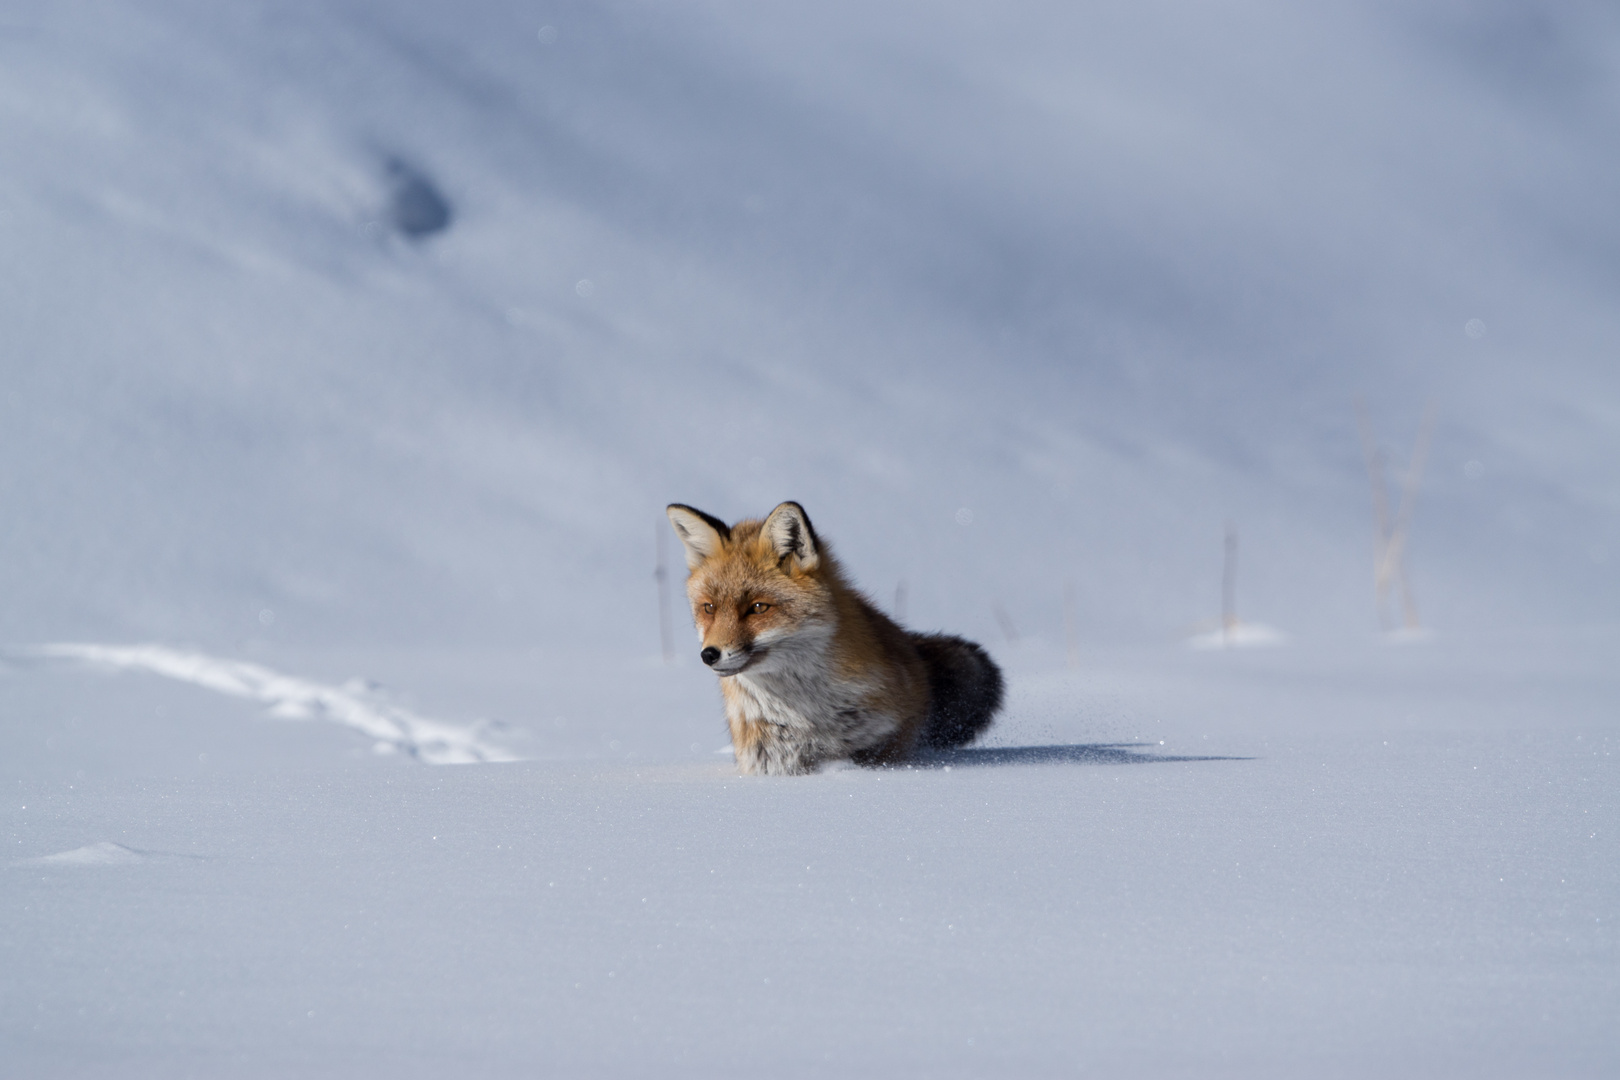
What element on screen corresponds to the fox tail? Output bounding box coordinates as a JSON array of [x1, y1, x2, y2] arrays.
[[909, 632, 1004, 750]]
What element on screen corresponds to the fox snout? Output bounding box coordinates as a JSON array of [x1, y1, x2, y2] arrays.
[[700, 642, 760, 675]]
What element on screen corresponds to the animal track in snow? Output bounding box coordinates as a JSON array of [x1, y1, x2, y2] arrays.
[[40, 644, 517, 765]]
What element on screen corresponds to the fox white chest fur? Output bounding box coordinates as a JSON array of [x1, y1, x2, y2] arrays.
[[724, 638, 898, 774]]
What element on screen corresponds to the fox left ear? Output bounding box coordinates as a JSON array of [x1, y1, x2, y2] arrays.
[[667, 504, 731, 571], [763, 501, 819, 572]]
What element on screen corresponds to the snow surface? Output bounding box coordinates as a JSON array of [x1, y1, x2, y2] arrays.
[[1186, 622, 1290, 650], [6, 633, 1618, 1077], [2, 0, 1618, 1075], [40, 643, 516, 764], [18, 841, 146, 868]]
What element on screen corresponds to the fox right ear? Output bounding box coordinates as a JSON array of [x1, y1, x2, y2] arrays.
[[762, 501, 820, 572], [666, 504, 731, 570]]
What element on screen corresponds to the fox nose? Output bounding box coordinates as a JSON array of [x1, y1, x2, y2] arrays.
[[700, 646, 721, 666]]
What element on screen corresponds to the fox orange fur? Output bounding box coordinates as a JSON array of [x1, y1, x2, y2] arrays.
[[667, 501, 1003, 775]]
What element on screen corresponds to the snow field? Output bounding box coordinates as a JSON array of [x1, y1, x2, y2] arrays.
[[5, 632, 1617, 1077]]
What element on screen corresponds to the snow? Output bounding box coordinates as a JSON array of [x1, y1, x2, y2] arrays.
[[1187, 622, 1290, 650], [2, 0, 1618, 1075], [6, 634, 1618, 1076], [39, 643, 517, 764], [19, 842, 146, 868]]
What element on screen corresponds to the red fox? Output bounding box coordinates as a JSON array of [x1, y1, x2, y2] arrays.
[[666, 501, 1003, 775]]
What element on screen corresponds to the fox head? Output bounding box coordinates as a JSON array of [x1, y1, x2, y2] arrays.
[[666, 501, 836, 676]]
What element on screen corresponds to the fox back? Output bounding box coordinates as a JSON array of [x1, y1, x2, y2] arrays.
[[667, 501, 1002, 775]]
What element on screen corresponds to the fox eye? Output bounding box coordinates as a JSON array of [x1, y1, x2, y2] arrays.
[[749, 602, 771, 615], [702, 602, 715, 615]]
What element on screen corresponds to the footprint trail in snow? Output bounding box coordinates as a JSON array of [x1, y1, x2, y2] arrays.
[[39, 643, 518, 765]]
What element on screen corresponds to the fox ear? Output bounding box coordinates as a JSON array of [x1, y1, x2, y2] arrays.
[[667, 504, 730, 570], [763, 501, 819, 572]]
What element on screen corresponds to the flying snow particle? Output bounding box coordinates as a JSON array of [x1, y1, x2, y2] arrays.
[[1465, 318, 1487, 339], [537, 25, 558, 44]]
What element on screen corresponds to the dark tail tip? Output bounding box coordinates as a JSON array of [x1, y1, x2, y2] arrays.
[[910, 633, 1004, 750]]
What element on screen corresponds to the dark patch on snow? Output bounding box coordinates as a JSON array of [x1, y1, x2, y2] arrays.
[[386, 158, 452, 238], [916, 743, 1251, 768]]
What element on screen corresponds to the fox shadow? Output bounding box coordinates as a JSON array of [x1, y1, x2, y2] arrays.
[[913, 743, 1250, 768]]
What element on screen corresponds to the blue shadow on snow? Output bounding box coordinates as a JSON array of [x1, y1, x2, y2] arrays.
[[915, 743, 1250, 768]]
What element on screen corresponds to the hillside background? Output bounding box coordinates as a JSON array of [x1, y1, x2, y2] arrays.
[[4, 0, 1616, 656]]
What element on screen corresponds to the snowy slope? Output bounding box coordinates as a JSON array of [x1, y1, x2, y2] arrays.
[[1, 0, 1616, 652]]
